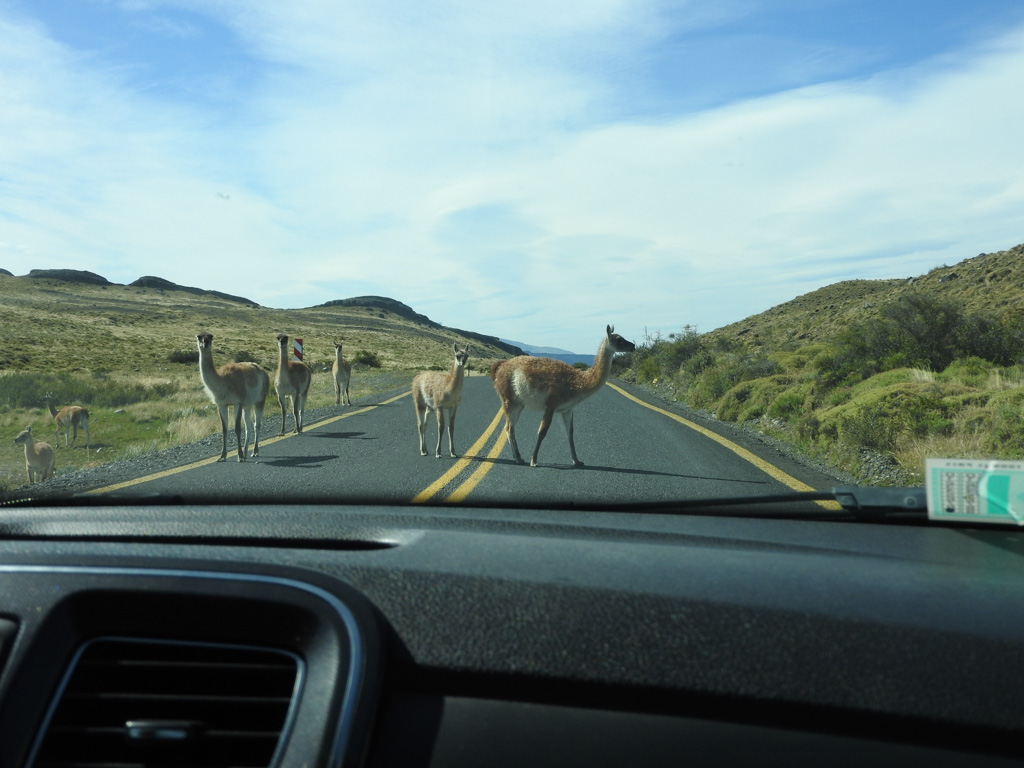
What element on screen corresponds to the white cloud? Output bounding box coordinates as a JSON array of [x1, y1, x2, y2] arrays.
[[0, 3, 1022, 351]]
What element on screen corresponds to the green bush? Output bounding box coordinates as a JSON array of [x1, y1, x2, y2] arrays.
[[938, 356, 993, 388], [168, 349, 198, 364], [636, 356, 661, 382], [353, 350, 382, 368], [768, 391, 805, 420], [630, 326, 708, 383], [816, 293, 1024, 388], [839, 404, 902, 452]]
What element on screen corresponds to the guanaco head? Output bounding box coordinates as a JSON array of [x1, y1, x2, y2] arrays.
[[606, 325, 636, 354], [334, 341, 344, 352], [453, 343, 470, 368], [196, 331, 214, 351], [14, 427, 33, 446]]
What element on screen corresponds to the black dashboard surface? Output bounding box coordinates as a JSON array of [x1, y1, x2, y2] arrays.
[[0, 503, 1023, 767]]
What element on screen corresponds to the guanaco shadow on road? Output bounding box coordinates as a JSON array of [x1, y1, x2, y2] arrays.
[[308, 431, 372, 440], [259, 454, 338, 468]]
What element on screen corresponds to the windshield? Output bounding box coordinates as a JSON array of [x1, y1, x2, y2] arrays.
[[2, 1, 1024, 514]]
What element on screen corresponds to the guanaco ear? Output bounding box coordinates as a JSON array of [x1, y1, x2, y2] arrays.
[[607, 324, 614, 336]]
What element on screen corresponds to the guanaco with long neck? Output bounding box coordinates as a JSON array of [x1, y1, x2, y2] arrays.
[[14, 426, 55, 483], [332, 341, 352, 406], [490, 324, 635, 467], [44, 394, 90, 450], [412, 343, 470, 458], [274, 333, 312, 435], [196, 331, 270, 462]]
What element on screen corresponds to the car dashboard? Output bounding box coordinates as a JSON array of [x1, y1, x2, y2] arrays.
[[0, 502, 1023, 767]]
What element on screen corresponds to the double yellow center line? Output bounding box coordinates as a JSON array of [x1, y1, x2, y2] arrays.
[[411, 407, 507, 503]]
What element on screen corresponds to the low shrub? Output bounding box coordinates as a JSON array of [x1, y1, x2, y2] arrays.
[[168, 349, 198, 364], [768, 391, 805, 420], [839, 404, 902, 452], [353, 350, 382, 368]]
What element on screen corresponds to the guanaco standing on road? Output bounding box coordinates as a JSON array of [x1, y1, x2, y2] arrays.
[[274, 333, 312, 435], [196, 332, 270, 462], [490, 325, 635, 467], [412, 343, 470, 458], [332, 341, 352, 406]]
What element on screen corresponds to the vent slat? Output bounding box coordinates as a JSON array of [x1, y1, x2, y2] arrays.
[[31, 639, 300, 768], [65, 696, 292, 708]]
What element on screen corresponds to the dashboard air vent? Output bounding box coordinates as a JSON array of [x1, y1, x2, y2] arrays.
[[30, 638, 301, 768]]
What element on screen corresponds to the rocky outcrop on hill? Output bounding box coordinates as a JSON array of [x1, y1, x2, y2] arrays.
[[317, 295, 523, 356], [26, 269, 113, 286], [317, 295, 436, 325], [129, 276, 259, 306]]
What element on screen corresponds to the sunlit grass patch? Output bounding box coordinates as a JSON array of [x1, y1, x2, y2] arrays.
[[167, 408, 218, 444]]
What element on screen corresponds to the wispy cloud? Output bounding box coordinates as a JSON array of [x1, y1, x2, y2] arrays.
[[1, 1, 1022, 350]]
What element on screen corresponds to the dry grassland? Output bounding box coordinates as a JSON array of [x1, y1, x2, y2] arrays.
[[0, 277, 511, 490]]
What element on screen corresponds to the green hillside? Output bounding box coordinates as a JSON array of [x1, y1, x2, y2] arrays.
[[625, 242, 1024, 486]]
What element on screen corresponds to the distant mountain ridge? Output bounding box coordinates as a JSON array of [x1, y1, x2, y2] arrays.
[[500, 339, 595, 367], [501, 339, 575, 355]]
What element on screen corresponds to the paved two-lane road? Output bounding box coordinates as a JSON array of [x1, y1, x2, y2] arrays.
[[93, 376, 841, 508]]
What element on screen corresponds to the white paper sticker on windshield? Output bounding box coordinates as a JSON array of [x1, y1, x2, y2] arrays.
[[926, 458, 1024, 525]]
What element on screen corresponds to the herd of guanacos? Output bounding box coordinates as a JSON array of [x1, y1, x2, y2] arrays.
[[12, 325, 635, 484]]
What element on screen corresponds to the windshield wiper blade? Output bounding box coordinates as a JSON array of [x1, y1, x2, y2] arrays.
[[575, 486, 929, 519], [832, 486, 926, 515]]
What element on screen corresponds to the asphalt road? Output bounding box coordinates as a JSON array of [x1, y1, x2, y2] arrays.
[[92, 376, 844, 510]]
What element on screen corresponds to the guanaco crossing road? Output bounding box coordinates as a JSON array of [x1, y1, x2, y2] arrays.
[[91, 377, 840, 508]]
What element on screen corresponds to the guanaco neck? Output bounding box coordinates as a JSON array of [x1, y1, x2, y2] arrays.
[[46, 399, 58, 419], [198, 348, 222, 384], [450, 362, 465, 387], [581, 336, 614, 392]]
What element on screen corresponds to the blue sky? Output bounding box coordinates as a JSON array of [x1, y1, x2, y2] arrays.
[[2, 1, 1023, 353]]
